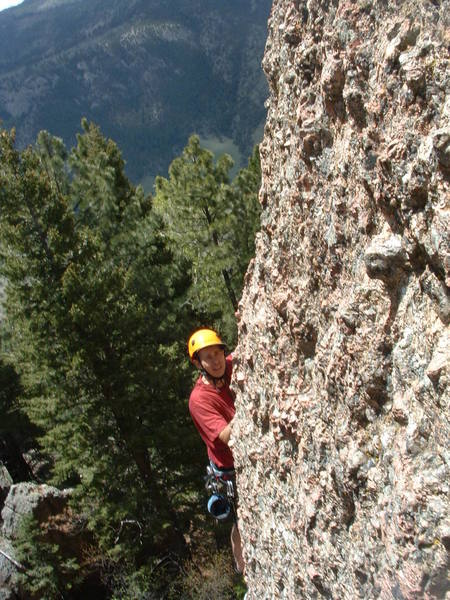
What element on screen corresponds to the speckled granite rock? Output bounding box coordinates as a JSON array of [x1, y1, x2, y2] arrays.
[[0, 465, 12, 512], [1, 483, 71, 540], [0, 537, 20, 599], [232, 1, 449, 598]]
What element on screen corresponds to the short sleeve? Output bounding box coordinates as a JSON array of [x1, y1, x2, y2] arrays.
[[189, 393, 228, 442]]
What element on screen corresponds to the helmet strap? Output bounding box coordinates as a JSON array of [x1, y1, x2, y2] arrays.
[[197, 358, 226, 389]]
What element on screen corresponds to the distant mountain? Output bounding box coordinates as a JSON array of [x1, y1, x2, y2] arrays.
[[0, 0, 271, 184]]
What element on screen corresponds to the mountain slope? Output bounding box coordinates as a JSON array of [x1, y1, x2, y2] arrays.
[[0, 0, 271, 182]]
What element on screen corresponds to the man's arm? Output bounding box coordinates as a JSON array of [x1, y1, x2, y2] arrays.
[[218, 421, 233, 445]]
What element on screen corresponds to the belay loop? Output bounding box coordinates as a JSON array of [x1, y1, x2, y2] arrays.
[[204, 462, 236, 521]]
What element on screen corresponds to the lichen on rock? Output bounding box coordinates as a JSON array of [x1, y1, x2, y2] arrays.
[[232, 1, 449, 598]]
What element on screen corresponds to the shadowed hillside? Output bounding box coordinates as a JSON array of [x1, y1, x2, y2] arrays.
[[0, 0, 271, 183]]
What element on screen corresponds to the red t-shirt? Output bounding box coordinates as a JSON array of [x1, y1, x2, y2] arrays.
[[189, 355, 235, 469]]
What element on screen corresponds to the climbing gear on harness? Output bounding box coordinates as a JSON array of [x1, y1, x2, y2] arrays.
[[188, 328, 225, 360], [209, 460, 235, 479], [204, 462, 237, 522], [207, 493, 231, 520]]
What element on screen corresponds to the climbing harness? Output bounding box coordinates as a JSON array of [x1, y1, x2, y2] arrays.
[[204, 461, 237, 522]]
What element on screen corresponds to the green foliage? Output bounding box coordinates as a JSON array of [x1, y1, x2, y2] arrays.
[[0, 357, 22, 435], [154, 135, 261, 345], [167, 549, 243, 600], [15, 514, 81, 599], [0, 122, 260, 596], [0, 122, 198, 564]]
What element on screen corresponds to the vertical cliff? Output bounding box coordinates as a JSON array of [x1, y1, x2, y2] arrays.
[[232, 1, 449, 598]]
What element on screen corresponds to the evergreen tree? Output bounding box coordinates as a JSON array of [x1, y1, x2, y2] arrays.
[[230, 144, 262, 291], [0, 357, 38, 482], [154, 135, 261, 345], [15, 514, 82, 600], [0, 124, 261, 596], [0, 123, 201, 592]]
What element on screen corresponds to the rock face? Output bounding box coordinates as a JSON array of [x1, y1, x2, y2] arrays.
[[0, 536, 20, 600], [0, 464, 12, 511], [232, 1, 449, 598], [1, 483, 70, 540]]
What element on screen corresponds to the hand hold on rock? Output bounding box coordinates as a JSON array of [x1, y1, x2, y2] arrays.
[[364, 233, 409, 282]]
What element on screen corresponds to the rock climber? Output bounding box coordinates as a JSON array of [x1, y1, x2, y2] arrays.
[[187, 327, 244, 574]]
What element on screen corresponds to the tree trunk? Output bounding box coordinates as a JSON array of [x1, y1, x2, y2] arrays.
[[102, 383, 188, 555], [203, 206, 238, 311]]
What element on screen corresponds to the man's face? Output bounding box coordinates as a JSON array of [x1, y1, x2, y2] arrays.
[[195, 344, 226, 378]]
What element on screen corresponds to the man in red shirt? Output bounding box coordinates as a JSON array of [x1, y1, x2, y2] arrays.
[[188, 328, 244, 574]]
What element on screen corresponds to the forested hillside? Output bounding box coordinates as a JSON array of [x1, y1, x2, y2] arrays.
[[0, 0, 271, 184]]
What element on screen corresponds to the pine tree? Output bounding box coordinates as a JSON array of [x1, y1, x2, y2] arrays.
[[230, 144, 262, 289], [0, 357, 38, 482], [154, 135, 261, 345], [0, 123, 199, 582]]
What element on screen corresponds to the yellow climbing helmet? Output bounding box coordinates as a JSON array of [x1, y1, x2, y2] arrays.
[[188, 328, 225, 360]]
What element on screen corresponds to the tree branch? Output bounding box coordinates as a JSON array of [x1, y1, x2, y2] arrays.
[[203, 205, 238, 311], [0, 549, 26, 572]]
